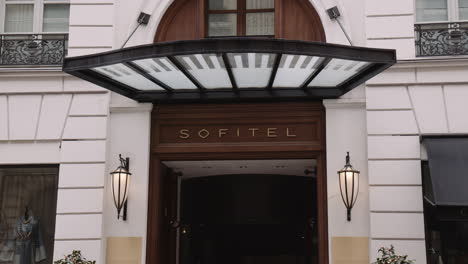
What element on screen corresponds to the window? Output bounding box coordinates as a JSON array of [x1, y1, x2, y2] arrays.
[[0, 0, 70, 33], [0, 166, 59, 264], [207, 0, 275, 37], [416, 0, 468, 22]]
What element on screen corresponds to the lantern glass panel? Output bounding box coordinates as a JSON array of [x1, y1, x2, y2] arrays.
[[111, 168, 130, 209], [338, 168, 359, 207]]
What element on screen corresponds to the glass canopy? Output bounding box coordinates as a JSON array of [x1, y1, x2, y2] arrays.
[[63, 38, 396, 103]]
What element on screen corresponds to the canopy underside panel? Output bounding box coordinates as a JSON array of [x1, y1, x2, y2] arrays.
[[63, 38, 396, 103]]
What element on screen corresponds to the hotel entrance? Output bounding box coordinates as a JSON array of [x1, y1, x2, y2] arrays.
[[146, 102, 328, 264], [164, 160, 318, 264]]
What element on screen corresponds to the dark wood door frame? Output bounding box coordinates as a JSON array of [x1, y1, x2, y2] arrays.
[[146, 102, 329, 264]]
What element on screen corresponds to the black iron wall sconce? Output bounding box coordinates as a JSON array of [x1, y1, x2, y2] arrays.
[[338, 152, 360, 221], [110, 154, 131, 221]]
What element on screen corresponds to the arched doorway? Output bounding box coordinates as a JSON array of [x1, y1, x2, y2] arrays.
[[155, 0, 326, 42]]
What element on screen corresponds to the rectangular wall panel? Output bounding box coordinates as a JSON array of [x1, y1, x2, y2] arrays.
[[0, 142, 60, 164], [368, 160, 422, 185], [71, 0, 113, 3], [366, 86, 412, 110], [366, 0, 414, 16], [417, 66, 468, 83], [0, 96, 8, 140], [366, 16, 414, 39], [444, 84, 468, 133], [367, 68, 416, 85], [70, 5, 113, 25], [409, 85, 448, 133], [55, 214, 102, 239], [57, 189, 104, 213], [368, 136, 420, 159], [0, 76, 62, 93], [370, 186, 423, 211], [63, 117, 107, 139], [36, 95, 72, 140], [331, 237, 369, 264], [64, 76, 106, 92], [58, 163, 106, 188], [60, 140, 106, 163], [69, 94, 109, 116], [8, 95, 42, 140], [367, 38, 415, 60], [367, 111, 418, 135], [69, 27, 113, 47], [371, 213, 425, 239]]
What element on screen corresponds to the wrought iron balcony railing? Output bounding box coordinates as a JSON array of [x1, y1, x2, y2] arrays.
[[415, 22, 468, 57], [0, 34, 68, 67]]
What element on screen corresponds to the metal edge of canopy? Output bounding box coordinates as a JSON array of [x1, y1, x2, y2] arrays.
[[63, 38, 396, 103]]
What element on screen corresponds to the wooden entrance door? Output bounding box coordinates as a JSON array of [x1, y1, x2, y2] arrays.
[[146, 102, 328, 264]]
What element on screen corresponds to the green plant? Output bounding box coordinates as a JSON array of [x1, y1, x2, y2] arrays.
[[373, 245, 415, 264], [54, 250, 96, 264]]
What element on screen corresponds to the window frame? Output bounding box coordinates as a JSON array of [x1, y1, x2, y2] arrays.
[[415, 0, 468, 24], [0, 0, 70, 34], [205, 0, 276, 37]]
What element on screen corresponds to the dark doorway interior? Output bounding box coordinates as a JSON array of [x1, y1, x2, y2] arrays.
[[179, 174, 318, 264]]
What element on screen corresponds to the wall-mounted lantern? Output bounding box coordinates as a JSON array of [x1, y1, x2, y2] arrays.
[[110, 154, 131, 221], [338, 152, 360, 221]]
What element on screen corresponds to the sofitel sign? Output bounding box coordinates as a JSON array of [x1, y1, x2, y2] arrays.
[[178, 127, 297, 139], [158, 123, 317, 144]]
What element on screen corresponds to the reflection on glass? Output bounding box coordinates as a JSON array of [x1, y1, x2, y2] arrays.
[[246, 12, 274, 36], [133, 58, 197, 90], [416, 0, 448, 22], [209, 0, 237, 10], [228, 53, 276, 88], [273, 55, 322, 88], [308, 59, 370, 87], [208, 14, 237, 37], [175, 54, 232, 89], [93, 64, 165, 91], [460, 0, 468, 20], [43, 4, 70, 32], [5, 4, 34, 32], [0, 166, 59, 264], [247, 0, 274, 9]]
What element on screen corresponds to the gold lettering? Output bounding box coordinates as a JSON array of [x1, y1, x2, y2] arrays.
[[179, 129, 190, 139], [237, 128, 240, 137], [248, 128, 259, 136], [218, 128, 228, 138], [286, 128, 297, 137], [267, 128, 277, 137], [198, 129, 210, 139]]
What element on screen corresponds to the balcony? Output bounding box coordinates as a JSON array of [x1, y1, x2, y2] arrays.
[[0, 34, 68, 67], [415, 22, 468, 57]]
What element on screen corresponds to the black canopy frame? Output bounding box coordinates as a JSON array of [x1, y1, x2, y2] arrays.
[[63, 38, 396, 103]]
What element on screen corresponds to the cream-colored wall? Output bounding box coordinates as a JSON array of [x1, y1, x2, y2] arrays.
[[365, 59, 468, 264], [0, 71, 110, 262], [365, 0, 415, 59], [103, 96, 152, 264], [323, 99, 370, 264]]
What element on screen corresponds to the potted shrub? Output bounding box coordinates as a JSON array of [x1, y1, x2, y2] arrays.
[[54, 250, 96, 264], [373, 245, 415, 264]]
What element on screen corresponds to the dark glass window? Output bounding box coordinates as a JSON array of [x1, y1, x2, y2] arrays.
[[207, 0, 275, 37], [423, 161, 468, 264], [0, 166, 59, 264]]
